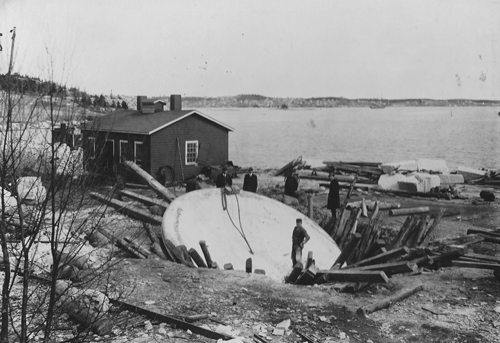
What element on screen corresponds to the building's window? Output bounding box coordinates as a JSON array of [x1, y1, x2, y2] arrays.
[[134, 142, 143, 166], [88, 137, 96, 159], [185, 140, 198, 165], [119, 140, 128, 160], [106, 139, 115, 156]]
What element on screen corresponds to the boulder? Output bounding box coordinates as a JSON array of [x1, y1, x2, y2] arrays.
[[0, 187, 18, 214], [417, 158, 449, 174], [17, 176, 47, 204]]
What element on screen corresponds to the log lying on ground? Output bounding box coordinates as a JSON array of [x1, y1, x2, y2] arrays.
[[463, 253, 500, 263], [316, 269, 389, 284], [349, 261, 418, 276], [110, 298, 234, 341], [466, 228, 500, 238], [357, 284, 424, 316], [123, 160, 176, 203], [97, 227, 146, 259], [123, 237, 152, 258], [55, 280, 113, 335], [349, 247, 410, 268], [431, 234, 485, 249], [90, 192, 163, 225], [450, 260, 500, 272], [119, 189, 169, 209], [389, 207, 430, 217]]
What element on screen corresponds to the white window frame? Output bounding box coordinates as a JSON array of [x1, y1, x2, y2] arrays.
[[185, 140, 198, 165], [88, 137, 96, 159], [106, 139, 115, 156], [119, 140, 128, 159], [134, 141, 143, 165]]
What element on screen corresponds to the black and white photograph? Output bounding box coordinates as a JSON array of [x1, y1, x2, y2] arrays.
[[1, 1, 499, 342]]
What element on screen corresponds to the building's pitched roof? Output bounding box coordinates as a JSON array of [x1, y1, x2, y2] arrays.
[[84, 109, 234, 135]]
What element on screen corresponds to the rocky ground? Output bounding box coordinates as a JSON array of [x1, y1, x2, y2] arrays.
[[3, 169, 500, 343]]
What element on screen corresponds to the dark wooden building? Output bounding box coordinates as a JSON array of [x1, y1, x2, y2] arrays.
[[82, 95, 234, 183]]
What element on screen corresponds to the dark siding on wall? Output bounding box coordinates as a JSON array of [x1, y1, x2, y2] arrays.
[[151, 114, 229, 181], [82, 130, 150, 178]]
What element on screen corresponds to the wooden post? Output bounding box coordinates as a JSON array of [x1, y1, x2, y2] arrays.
[[123, 160, 176, 203], [246, 258, 252, 273], [308, 196, 314, 219], [319, 269, 389, 284], [305, 251, 314, 270], [188, 248, 208, 268], [177, 245, 195, 267], [199, 240, 215, 268], [357, 284, 424, 316], [287, 262, 303, 283]]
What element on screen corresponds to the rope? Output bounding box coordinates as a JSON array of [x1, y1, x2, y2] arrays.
[[220, 187, 254, 254]]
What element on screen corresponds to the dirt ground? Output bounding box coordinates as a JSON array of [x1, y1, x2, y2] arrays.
[[92, 169, 500, 343]]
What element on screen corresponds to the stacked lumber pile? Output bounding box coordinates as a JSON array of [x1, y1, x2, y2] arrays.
[[286, 208, 500, 290], [319, 161, 383, 184]]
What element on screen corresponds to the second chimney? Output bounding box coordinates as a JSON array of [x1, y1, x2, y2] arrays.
[[170, 94, 182, 111]]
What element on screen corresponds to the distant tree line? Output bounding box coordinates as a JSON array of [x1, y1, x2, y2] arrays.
[[0, 73, 128, 110]]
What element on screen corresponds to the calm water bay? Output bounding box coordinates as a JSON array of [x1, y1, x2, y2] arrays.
[[204, 107, 500, 171]]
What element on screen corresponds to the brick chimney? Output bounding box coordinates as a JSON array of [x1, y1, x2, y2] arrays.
[[170, 94, 182, 111], [137, 95, 147, 111]]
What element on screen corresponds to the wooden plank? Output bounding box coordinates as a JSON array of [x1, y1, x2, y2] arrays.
[[119, 189, 169, 209], [89, 192, 163, 225], [319, 269, 389, 284], [123, 160, 176, 203], [420, 209, 445, 246], [391, 215, 419, 250], [357, 284, 424, 316], [305, 251, 314, 270], [389, 207, 430, 216], [332, 233, 362, 269], [350, 261, 418, 276], [110, 299, 234, 341], [199, 240, 215, 268], [477, 234, 500, 245], [188, 248, 208, 268], [275, 156, 302, 176], [350, 247, 410, 268]]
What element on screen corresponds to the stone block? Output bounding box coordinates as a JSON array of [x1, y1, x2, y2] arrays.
[[377, 174, 407, 190], [438, 174, 464, 185]]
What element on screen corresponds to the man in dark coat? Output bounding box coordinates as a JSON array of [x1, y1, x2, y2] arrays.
[[326, 172, 340, 221], [291, 218, 310, 267], [243, 167, 258, 192], [284, 171, 300, 197], [216, 167, 232, 188]]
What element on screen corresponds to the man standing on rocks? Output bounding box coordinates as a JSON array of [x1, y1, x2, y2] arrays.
[[243, 167, 258, 192], [291, 218, 310, 267]]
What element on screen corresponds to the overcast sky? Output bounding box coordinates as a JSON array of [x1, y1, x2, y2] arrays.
[[1, 0, 499, 99]]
